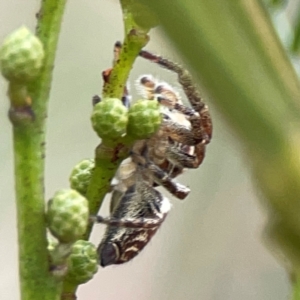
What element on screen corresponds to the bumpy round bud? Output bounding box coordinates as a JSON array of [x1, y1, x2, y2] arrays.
[[91, 98, 128, 140], [65, 240, 98, 285], [0, 26, 44, 83], [127, 99, 162, 139], [47, 189, 89, 243], [69, 159, 94, 196]]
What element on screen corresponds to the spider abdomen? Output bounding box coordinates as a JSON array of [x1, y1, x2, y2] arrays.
[[99, 227, 160, 266], [98, 181, 171, 266]]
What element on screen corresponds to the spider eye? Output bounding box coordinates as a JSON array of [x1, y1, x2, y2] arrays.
[[99, 242, 120, 267]]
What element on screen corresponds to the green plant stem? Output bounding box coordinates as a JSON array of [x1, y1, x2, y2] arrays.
[[12, 1, 67, 299], [84, 9, 149, 242], [102, 29, 149, 99], [14, 128, 61, 300], [102, 0, 149, 99], [84, 142, 130, 239], [140, 0, 300, 294]]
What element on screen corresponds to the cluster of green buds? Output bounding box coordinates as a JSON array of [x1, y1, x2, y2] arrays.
[[53, 96, 162, 284], [91, 97, 162, 142], [46, 189, 98, 284]]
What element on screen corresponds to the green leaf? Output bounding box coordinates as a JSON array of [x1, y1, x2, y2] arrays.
[[140, 0, 300, 282]]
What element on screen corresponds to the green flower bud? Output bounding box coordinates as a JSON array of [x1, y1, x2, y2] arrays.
[[0, 26, 44, 83], [69, 159, 94, 196], [91, 98, 128, 140], [65, 240, 98, 285], [47, 189, 89, 243], [127, 99, 162, 139]]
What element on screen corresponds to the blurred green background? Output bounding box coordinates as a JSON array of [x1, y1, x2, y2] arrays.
[[0, 0, 293, 299]]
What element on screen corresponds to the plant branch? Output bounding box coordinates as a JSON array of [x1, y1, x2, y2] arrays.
[[13, 0, 67, 299], [83, 0, 149, 242], [102, 29, 149, 99], [85, 27, 148, 236], [84, 142, 131, 239]]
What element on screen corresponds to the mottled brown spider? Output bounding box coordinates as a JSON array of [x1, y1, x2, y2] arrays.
[[93, 45, 212, 267]]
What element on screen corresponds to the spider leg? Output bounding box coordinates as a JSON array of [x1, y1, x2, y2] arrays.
[[113, 41, 122, 66], [145, 160, 190, 200], [95, 156, 172, 229], [100, 42, 131, 108], [92, 94, 101, 106], [139, 50, 212, 143], [132, 149, 190, 200], [90, 215, 164, 229]]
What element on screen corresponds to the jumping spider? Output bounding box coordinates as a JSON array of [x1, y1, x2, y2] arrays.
[[93, 45, 212, 267]]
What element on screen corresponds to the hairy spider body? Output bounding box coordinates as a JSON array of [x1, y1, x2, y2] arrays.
[[94, 45, 212, 267]]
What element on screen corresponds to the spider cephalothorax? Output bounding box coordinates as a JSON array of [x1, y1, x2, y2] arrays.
[[94, 45, 212, 267]]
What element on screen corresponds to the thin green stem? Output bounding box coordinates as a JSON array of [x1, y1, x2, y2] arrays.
[[14, 128, 61, 300], [28, 0, 68, 122], [13, 0, 67, 299], [85, 9, 149, 240], [102, 0, 149, 100], [102, 29, 149, 99], [84, 142, 131, 239]]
